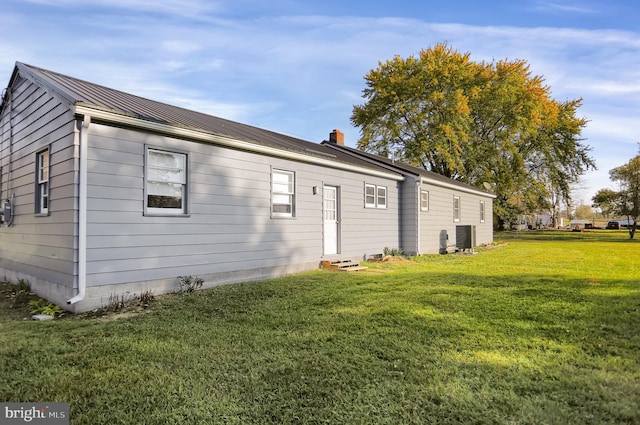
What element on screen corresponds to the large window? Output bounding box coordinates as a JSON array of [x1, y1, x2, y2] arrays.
[[145, 148, 187, 215], [272, 169, 295, 217], [365, 183, 387, 209], [36, 149, 49, 215], [421, 190, 429, 211], [480, 201, 486, 223], [453, 196, 461, 222]]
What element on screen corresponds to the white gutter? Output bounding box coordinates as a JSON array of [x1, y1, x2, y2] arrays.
[[67, 115, 90, 305], [420, 176, 497, 198], [74, 105, 403, 182]]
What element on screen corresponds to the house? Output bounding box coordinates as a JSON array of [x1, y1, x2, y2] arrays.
[[322, 138, 495, 254], [0, 63, 495, 312]]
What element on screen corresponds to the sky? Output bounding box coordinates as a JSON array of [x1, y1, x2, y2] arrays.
[[1, 0, 639, 206]]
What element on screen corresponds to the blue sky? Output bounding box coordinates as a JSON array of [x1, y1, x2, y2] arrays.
[[2, 0, 639, 206]]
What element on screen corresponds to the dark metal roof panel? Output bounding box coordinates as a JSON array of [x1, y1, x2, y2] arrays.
[[323, 141, 493, 195], [15, 62, 399, 175]]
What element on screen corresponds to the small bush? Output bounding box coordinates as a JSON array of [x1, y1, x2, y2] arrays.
[[29, 298, 64, 317], [177, 275, 204, 293], [383, 247, 404, 257]]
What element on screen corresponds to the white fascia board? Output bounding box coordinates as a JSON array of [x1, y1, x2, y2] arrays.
[[74, 105, 403, 182], [420, 176, 497, 198]]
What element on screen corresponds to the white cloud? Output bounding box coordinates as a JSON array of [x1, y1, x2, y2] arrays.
[[3, 3, 639, 203], [584, 113, 640, 145], [161, 40, 203, 55], [531, 1, 597, 14], [22, 0, 223, 18]]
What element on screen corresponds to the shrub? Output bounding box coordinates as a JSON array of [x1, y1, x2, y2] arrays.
[[177, 275, 204, 293], [383, 247, 404, 257]]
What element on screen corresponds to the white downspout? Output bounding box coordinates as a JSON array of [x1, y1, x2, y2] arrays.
[[67, 115, 90, 305], [415, 178, 421, 255]]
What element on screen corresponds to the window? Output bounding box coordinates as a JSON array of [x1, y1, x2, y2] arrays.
[[365, 184, 376, 208], [145, 148, 187, 215], [272, 169, 295, 217], [480, 201, 485, 223], [453, 196, 461, 222], [421, 190, 429, 211], [365, 183, 387, 209], [36, 149, 49, 214], [377, 186, 387, 208]]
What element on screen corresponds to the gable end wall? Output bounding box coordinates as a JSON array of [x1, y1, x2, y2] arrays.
[[0, 73, 79, 305]]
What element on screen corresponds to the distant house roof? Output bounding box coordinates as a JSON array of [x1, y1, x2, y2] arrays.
[[322, 141, 496, 198], [4, 62, 402, 180]]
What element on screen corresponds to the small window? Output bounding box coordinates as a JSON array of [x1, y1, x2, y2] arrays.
[[272, 169, 295, 217], [364, 183, 387, 209], [364, 184, 376, 208], [480, 201, 485, 223], [453, 196, 461, 222], [145, 148, 187, 215], [36, 149, 50, 214], [376, 186, 387, 208], [421, 190, 429, 211]]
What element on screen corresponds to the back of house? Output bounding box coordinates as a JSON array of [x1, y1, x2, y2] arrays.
[[0, 62, 494, 312]]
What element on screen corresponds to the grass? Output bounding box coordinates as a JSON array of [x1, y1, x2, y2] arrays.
[[1, 230, 638, 424]]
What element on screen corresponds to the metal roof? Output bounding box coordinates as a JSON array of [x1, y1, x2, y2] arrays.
[[322, 142, 496, 197], [12, 62, 400, 176]]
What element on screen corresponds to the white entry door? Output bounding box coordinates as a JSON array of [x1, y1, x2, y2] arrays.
[[323, 186, 339, 255]]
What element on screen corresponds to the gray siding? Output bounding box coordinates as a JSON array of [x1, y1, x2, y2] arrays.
[[399, 176, 420, 255], [418, 183, 493, 254], [84, 123, 400, 288], [0, 73, 78, 303]]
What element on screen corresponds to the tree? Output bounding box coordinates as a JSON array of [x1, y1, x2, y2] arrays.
[[601, 153, 640, 239], [591, 188, 618, 218], [573, 204, 594, 220], [351, 43, 595, 229]]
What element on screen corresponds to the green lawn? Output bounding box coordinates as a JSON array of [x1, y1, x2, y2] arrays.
[[1, 230, 639, 424]]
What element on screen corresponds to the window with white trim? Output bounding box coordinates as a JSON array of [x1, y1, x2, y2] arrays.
[[377, 186, 387, 208], [272, 169, 295, 217], [453, 196, 461, 222], [145, 148, 187, 215], [36, 149, 49, 214], [365, 184, 376, 208], [365, 183, 387, 209], [480, 201, 485, 223], [420, 190, 429, 211]]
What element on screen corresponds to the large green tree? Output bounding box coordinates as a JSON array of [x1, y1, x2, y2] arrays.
[[591, 188, 618, 218], [351, 43, 595, 229], [595, 153, 640, 239]]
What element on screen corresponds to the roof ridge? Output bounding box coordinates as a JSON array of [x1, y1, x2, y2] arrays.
[[10, 62, 402, 177]]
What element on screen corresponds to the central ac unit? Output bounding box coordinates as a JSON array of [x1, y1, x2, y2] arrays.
[[456, 225, 476, 251]]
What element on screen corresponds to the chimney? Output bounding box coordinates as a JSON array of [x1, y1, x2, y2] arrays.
[[329, 129, 344, 146]]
